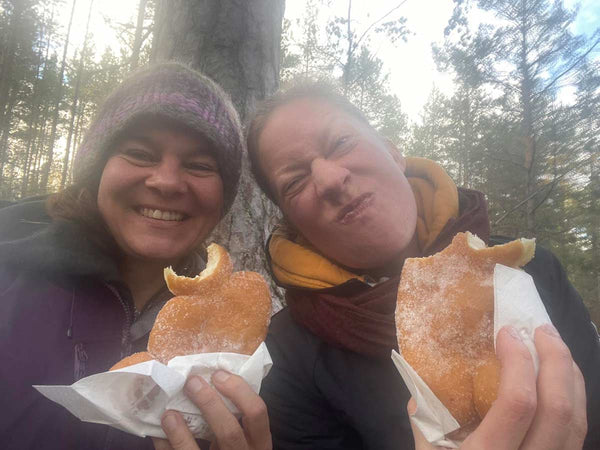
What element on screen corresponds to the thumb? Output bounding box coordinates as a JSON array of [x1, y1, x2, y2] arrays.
[[152, 437, 173, 450], [407, 398, 438, 450]]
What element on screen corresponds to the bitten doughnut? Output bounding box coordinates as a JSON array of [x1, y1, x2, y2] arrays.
[[110, 244, 271, 370], [395, 232, 535, 429], [109, 352, 154, 371]]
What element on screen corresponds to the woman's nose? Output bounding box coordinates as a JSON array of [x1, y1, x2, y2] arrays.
[[311, 158, 350, 201], [145, 160, 187, 196]]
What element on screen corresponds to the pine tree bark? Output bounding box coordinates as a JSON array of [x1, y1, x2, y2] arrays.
[[152, 0, 286, 309]]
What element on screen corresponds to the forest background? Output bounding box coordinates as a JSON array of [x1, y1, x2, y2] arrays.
[[0, 0, 598, 324]]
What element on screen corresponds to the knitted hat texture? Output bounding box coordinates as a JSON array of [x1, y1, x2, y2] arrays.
[[73, 62, 243, 214]]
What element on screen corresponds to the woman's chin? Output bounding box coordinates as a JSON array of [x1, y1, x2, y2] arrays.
[[124, 242, 193, 266]]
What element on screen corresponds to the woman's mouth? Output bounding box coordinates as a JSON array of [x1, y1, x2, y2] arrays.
[[337, 193, 373, 224], [139, 207, 185, 222]]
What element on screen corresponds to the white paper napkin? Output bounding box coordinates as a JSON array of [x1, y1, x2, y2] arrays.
[[392, 264, 552, 447], [34, 342, 272, 439]]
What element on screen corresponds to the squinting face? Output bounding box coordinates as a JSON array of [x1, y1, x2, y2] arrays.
[[97, 119, 224, 265], [257, 98, 418, 270]]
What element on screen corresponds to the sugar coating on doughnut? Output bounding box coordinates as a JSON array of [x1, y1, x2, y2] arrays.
[[149, 270, 271, 362], [395, 232, 535, 428], [112, 243, 271, 368], [109, 352, 154, 371]]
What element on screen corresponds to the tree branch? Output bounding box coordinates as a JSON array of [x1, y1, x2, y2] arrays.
[[487, 154, 524, 168], [354, 0, 408, 49], [494, 156, 594, 226], [537, 33, 600, 97]]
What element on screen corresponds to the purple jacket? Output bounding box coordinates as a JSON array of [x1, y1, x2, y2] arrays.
[[0, 200, 154, 449]]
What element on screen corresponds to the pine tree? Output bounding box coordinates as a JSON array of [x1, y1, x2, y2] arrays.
[[448, 0, 600, 236]]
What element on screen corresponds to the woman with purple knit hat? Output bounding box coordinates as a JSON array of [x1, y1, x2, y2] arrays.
[[0, 63, 271, 450]]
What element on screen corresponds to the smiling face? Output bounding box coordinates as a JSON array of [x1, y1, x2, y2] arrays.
[[97, 118, 224, 265], [257, 98, 418, 270]]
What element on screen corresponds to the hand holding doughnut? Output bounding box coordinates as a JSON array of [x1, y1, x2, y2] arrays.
[[153, 372, 272, 450], [408, 324, 587, 450], [396, 232, 536, 429], [111, 243, 271, 369]]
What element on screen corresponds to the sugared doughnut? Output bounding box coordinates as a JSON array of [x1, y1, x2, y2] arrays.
[[164, 244, 233, 296], [395, 232, 535, 428], [109, 352, 154, 371], [111, 243, 271, 369]]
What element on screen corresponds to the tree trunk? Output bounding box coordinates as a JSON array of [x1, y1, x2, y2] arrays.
[[61, 0, 94, 189], [152, 0, 286, 310], [342, 0, 354, 89], [22, 17, 52, 198], [590, 149, 600, 318], [519, 7, 537, 238], [130, 0, 149, 70], [68, 100, 86, 183], [0, 0, 26, 188], [40, 0, 77, 192], [0, 82, 19, 190]]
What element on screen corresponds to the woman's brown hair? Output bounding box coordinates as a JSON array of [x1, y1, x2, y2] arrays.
[[45, 161, 121, 260]]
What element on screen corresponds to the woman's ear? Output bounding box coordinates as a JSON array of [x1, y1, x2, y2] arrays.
[[384, 139, 406, 171]]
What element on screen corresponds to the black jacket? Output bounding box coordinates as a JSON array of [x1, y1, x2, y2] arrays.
[[261, 240, 600, 449], [0, 199, 206, 449]]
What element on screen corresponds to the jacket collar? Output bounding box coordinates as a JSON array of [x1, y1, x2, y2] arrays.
[[0, 199, 121, 281]]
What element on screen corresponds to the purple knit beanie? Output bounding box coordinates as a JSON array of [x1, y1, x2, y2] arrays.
[[73, 62, 243, 214]]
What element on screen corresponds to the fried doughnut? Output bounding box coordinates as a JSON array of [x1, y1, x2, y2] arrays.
[[395, 232, 535, 428], [110, 352, 154, 371], [111, 243, 271, 369]]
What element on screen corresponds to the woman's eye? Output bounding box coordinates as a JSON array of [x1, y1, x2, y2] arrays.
[[122, 148, 155, 163], [336, 136, 349, 146], [282, 176, 305, 197], [331, 135, 353, 155], [185, 160, 219, 174]]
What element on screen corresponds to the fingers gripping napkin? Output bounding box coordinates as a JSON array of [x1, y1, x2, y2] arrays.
[[35, 243, 273, 439], [395, 232, 535, 431], [111, 243, 271, 369]]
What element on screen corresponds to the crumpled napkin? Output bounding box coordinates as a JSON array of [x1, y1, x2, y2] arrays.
[[392, 264, 552, 448], [34, 342, 272, 439]]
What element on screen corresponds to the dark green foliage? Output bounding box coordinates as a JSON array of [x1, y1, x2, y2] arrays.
[[408, 0, 600, 320], [0, 0, 151, 199]]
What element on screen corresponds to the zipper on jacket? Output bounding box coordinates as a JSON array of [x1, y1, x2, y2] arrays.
[[74, 343, 88, 380], [67, 289, 75, 338], [104, 282, 134, 358]]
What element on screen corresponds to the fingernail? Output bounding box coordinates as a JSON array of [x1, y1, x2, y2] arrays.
[[162, 412, 178, 432], [185, 376, 205, 395], [504, 325, 522, 341], [212, 370, 231, 383], [540, 323, 560, 337]]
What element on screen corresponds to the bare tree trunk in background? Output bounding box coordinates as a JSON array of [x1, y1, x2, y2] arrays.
[[69, 101, 86, 182], [590, 149, 600, 326], [0, 0, 26, 188], [130, 0, 149, 70], [22, 15, 52, 198], [40, 0, 77, 192], [152, 0, 286, 310], [0, 84, 18, 190], [61, 0, 94, 189]]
